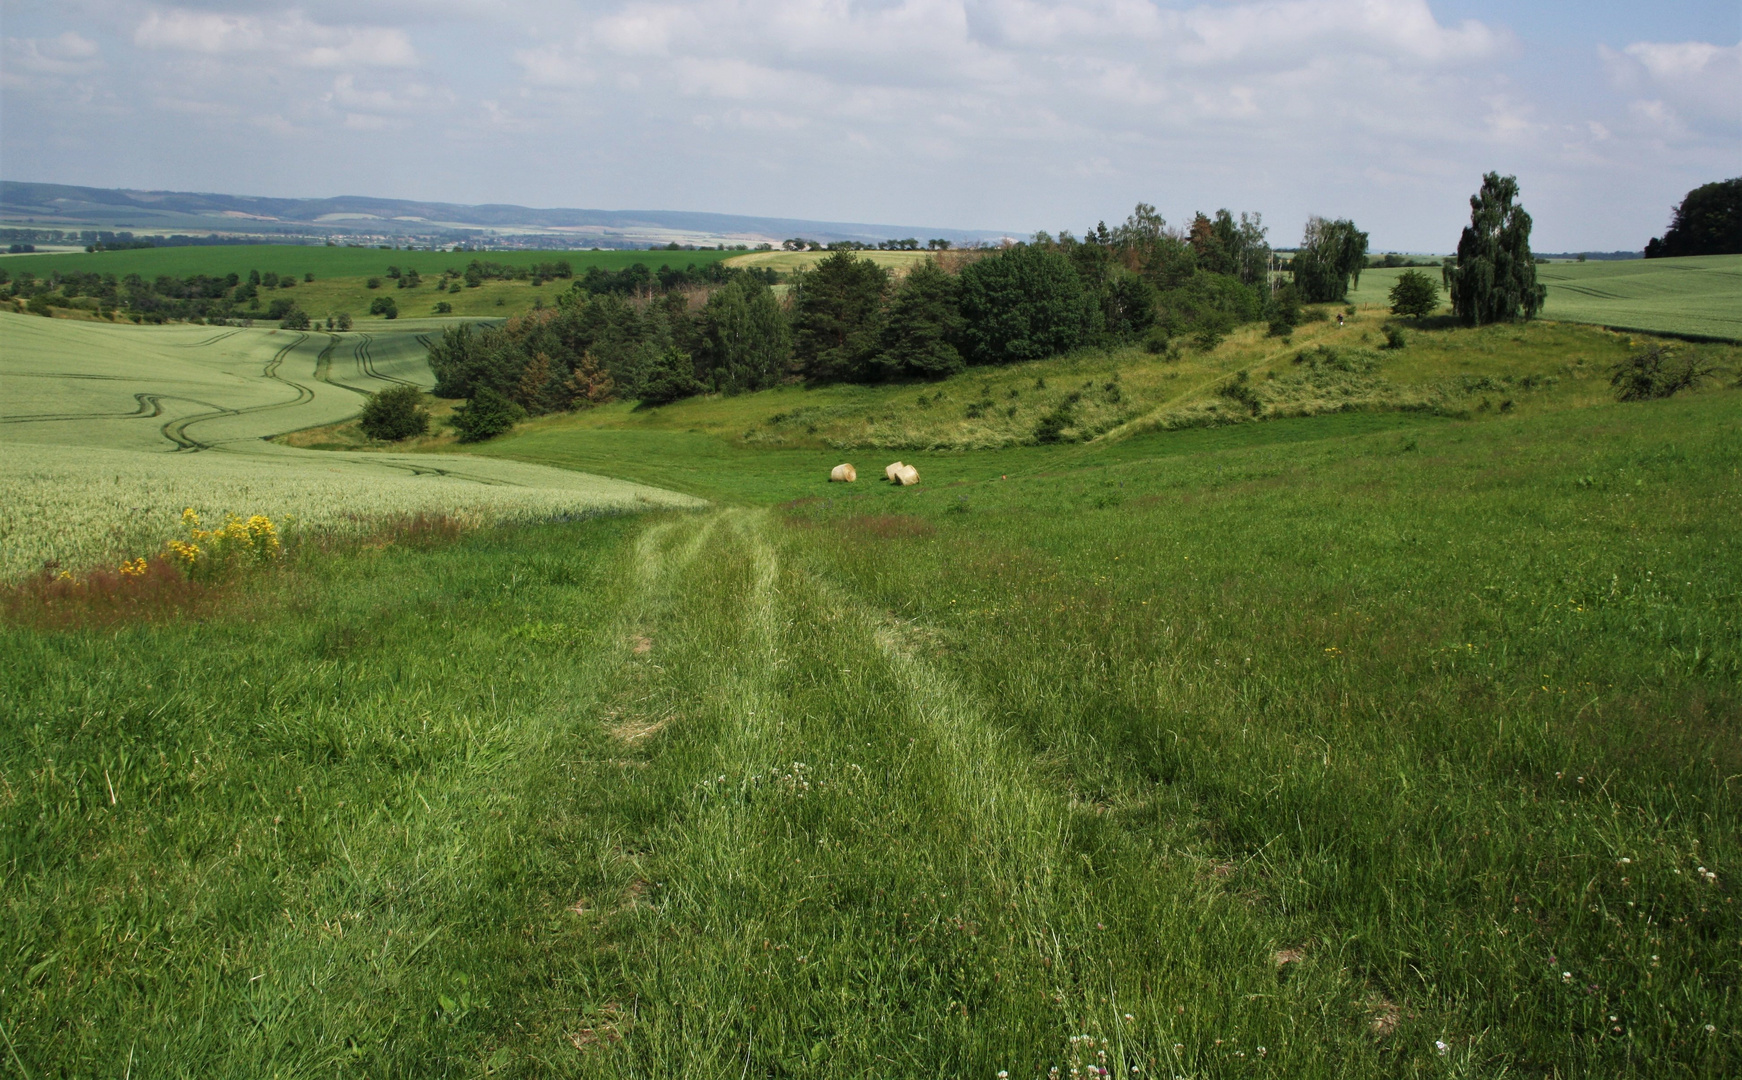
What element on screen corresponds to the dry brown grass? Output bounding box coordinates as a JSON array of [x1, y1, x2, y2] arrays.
[[3, 556, 237, 630]]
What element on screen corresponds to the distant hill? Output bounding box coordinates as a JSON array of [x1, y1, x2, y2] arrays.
[[0, 181, 1013, 250]]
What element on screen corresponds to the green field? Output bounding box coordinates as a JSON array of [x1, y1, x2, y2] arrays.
[[4, 245, 742, 325], [2, 243, 740, 283], [4, 297, 1740, 1075], [1351, 254, 1742, 341], [0, 313, 700, 576]]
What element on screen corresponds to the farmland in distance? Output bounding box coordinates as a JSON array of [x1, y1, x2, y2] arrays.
[[2, 244, 742, 323], [1351, 253, 1742, 341]]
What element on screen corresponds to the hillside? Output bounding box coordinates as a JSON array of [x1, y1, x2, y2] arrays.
[[0, 180, 1012, 248], [399, 308, 1737, 503]]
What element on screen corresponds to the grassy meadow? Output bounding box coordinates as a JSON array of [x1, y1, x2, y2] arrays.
[[4, 381, 1738, 1076], [3, 291, 1740, 1076], [1351, 255, 1742, 342]]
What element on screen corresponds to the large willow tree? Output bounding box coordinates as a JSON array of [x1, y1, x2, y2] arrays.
[[1292, 216, 1369, 302], [1449, 173, 1546, 324]]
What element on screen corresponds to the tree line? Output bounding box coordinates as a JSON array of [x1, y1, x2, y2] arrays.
[[427, 203, 1381, 424], [424, 177, 1560, 439]]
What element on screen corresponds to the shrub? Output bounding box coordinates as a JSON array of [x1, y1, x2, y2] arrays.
[[358, 385, 430, 441], [451, 386, 523, 442], [366, 277, 382, 289], [1193, 314, 1232, 352], [1033, 410, 1071, 443], [434, 301, 453, 314], [1611, 345, 1714, 401], [1218, 370, 1263, 415], [1382, 325, 1408, 350], [1388, 269, 1440, 318], [1143, 328, 1171, 354], [279, 307, 310, 330], [369, 296, 399, 319]]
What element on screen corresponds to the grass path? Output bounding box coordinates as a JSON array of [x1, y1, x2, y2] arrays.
[[550, 507, 1380, 1075]]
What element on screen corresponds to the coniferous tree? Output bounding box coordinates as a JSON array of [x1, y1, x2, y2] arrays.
[[567, 351, 615, 406], [871, 261, 965, 380], [791, 250, 890, 382], [639, 347, 703, 406], [1449, 173, 1546, 325], [514, 352, 554, 413]]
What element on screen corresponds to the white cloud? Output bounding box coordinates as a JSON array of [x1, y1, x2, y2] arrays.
[[4, 31, 104, 78], [1602, 38, 1741, 131], [135, 10, 266, 54], [134, 7, 416, 68]]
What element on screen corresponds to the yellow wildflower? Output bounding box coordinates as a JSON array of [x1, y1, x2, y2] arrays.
[[119, 557, 148, 578]]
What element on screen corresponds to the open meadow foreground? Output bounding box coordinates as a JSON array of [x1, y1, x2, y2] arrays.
[[3, 284, 1740, 1077]]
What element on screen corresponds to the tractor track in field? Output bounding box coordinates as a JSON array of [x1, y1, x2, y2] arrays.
[[169, 328, 247, 348], [160, 333, 318, 450], [1, 392, 211, 425], [313, 334, 375, 396], [352, 332, 420, 387]]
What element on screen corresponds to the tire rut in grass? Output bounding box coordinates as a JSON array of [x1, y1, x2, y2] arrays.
[[569, 508, 1135, 1070]]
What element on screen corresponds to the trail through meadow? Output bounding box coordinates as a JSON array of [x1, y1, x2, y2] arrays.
[[561, 507, 1368, 1075]]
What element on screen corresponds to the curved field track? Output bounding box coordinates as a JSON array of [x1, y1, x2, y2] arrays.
[[0, 312, 702, 576]]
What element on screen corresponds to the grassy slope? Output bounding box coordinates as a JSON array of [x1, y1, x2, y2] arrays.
[[450, 313, 1737, 478], [3, 245, 740, 324], [5, 388, 1737, 1076], [1352, 255, 1742, 341]]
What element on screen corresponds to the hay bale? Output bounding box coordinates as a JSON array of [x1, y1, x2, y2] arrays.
[[892, 463, 920, 486], [829, 463, 857, 483], [884, 461, 906, 482]]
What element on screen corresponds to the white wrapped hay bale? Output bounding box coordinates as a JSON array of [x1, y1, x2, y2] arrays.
[[884, 461, 905, 482], [830, 463, 857, 482], [891, 463, 920, 486]]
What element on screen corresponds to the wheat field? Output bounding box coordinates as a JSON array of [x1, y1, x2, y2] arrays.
[[0, 313, 700, 576]]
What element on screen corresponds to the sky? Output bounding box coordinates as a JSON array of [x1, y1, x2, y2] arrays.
[[2, 1, 1737, 251]]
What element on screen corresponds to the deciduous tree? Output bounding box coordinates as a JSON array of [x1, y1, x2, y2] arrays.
[[955, 244, 1096, 365], [1449, 173, 1546, 325], [1644, 178, 1741, 258], [1292, 217, 1369, 302]]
